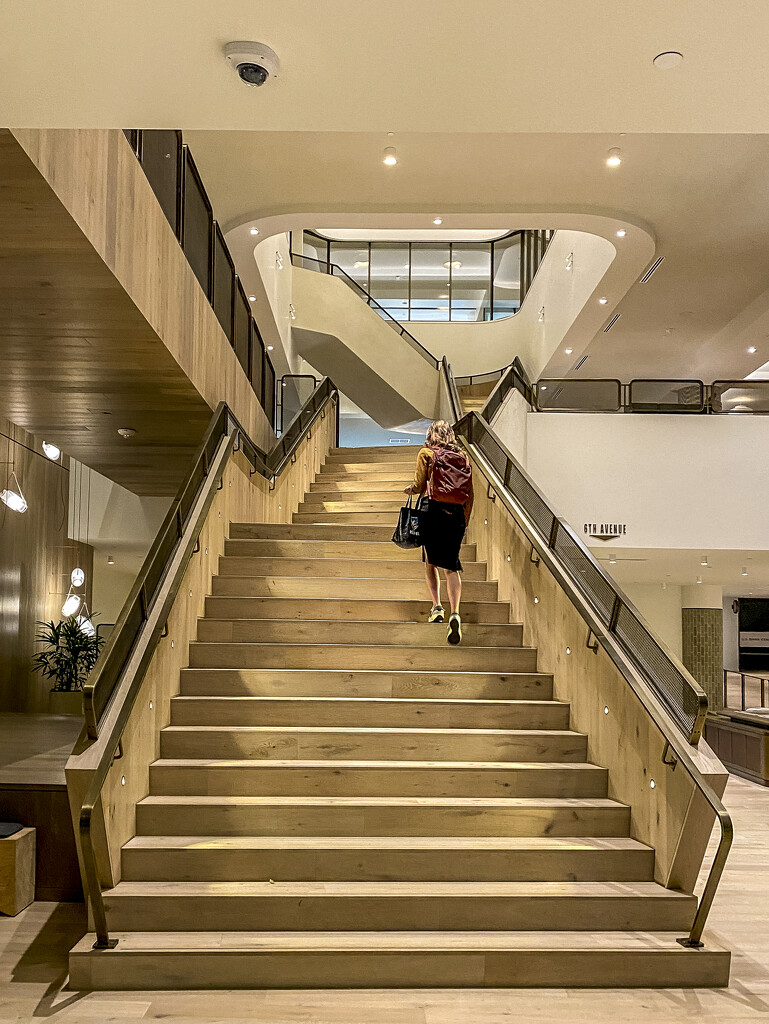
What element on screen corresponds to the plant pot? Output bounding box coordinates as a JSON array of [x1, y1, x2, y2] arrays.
[[47, 690, 84, 717]]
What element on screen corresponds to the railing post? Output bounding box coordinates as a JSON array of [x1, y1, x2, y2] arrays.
[[609, 594, 622, 633], [548, 517, 559, 550]]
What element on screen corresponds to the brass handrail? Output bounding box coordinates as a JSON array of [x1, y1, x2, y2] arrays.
[[77, 382, 337, 949], [456, 408, 731, 948]]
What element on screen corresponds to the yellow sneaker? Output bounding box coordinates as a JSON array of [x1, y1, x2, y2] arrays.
[[428, 605, 445, 623]]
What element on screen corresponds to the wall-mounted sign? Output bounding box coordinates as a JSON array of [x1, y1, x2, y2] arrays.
[[584, 522, 628, 541]]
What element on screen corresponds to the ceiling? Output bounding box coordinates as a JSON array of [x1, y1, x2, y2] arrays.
[[3, 3, 769, 381], [596, 547, 769, 599], [3, 1, 769, 134], [187, 130, 769, 380]]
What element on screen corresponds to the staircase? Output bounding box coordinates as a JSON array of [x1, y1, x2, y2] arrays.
[[70, 446, 729, 989], [458, 380, 496, 415]]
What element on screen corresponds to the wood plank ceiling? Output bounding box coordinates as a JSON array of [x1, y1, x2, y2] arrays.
[[0, 129, 211, 495]]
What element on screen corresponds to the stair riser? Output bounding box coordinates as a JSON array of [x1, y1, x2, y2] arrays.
[[293, 513, 416, 525], [317, 471, 414, 482], [195, 621, 523, 647], [327, 450, 421, 462], [159, 730, 586, 762], [102, 893, 692, 933], [148, 764, 606, 799], [298, 502, 403, 514], [217, 557, 487, 580], [168, 698, 567, 730], [311, 480, 413, 492], [69, 945, 731, 991], [306, 490, 408, 503], [187, 644, 539, 672], [179, 670, 553, 700], [203, 597, 510, 624], [210, 577, 499, 600], [229, 524, 395, 541], [321, 463, 415, 473], [224, 540, 476, 559], [136, 803, 626, 839], [122, 846, 649, 883]]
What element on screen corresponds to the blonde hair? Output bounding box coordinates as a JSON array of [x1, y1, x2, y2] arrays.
[[425, 420, 460, 451]]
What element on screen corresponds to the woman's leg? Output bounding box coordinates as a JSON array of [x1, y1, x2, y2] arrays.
[[424, 561, 441, 608], [446, 570, 462, 615]]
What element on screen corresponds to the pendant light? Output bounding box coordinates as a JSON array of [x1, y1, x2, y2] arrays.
[[1, 471, 27, 513], [62, 591, 82, 618]]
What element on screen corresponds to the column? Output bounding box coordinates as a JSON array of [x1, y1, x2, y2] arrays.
[[681, 585, 724, 713]]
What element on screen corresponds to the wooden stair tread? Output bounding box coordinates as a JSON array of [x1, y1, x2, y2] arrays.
[[150, 757, 596, 770], [170, 697, 560, 709], [160, 725, 578, 738], [124, 835, 651, 852], [138, 795, 621, 809], [71, 928, 723, 952], [104, 880, 690, 899]]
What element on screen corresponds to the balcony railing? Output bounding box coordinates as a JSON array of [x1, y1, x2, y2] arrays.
[[123, 129, 276, 428], [289, 252, 439, 369], [533, 378, 769, 414], [723, 670, 769, 713], [296, 229, 554, 323]]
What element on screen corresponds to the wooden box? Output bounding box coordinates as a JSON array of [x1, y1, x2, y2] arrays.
[[0, 827, 36, 915]]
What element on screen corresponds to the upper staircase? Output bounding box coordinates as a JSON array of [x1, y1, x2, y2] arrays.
[[70, 445, 730, 989]]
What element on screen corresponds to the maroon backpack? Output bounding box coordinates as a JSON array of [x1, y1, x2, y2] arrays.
[[428, 446, 473, 504]]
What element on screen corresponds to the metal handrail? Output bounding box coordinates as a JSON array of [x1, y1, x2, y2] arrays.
[[289, 252, 439, 370], [455, 408, 732, 948], [440, 357, 463, 424], [723, 669, 769, 712], [78, 380, 338, 950], [480, 359, 534, 420]]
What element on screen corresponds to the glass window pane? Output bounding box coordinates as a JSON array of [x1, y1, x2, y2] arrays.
[[410, 243, 450, 322], [369, 243, 409, 322], [329, 241, 370, 294], [492, 234, 521, 319], [449, 243, 491, 321]]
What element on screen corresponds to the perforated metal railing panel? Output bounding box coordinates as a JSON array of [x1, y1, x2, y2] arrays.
[[459, 412, 706, 743], [552, 527, 617, 624], [614, 603, 704, 737]]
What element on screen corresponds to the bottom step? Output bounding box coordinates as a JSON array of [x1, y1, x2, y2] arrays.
[[70, 930, 730, 990]]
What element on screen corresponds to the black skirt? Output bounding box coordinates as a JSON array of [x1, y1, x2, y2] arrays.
[[421, 498, 466, 572]]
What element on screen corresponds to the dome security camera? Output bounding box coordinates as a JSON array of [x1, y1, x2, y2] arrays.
[[224, 41, 280, 87]]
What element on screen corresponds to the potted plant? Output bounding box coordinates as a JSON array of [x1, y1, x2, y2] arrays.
[[33, 617, 105, 716]]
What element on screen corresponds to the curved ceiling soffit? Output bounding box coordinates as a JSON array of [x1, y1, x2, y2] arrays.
[[225, 210, 656, 378]]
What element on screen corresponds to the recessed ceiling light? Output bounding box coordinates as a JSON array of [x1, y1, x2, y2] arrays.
[[696, 576, 703, 585], [443, 260, 462, 269], [107, 555, 115, 565], [742, 567, 749, 576], [267, 345, 274, 351], [353, 261, 368, 269], [653, 51, 683, 70], [616, 229, 627, 238], [248, 295, 256, 302], [564, 348, 573, 355], [403, 264, 409, 269], [433, 218, 442, 225], [383, 147, 397, 166], [748, 346, 757, 354], [439, 294, 449, 299], [598, 297, 608, 305], [250, 227, 259, 236], [606, 148, 622, 168], [117, 428, 136, 439]]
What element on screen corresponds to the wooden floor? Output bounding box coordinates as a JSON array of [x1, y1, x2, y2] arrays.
[[0, 774, 766, 1021]]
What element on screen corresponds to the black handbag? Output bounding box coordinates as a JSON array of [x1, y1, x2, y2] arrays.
[[392, 493, 426, 549]]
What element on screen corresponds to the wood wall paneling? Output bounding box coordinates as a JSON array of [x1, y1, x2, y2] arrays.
[[7, 128, 274, 477], [0, 417, 94, 713], [466, 454, 728, 895]]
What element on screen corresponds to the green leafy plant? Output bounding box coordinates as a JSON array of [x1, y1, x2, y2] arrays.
[[33, 618, 105, 692]]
